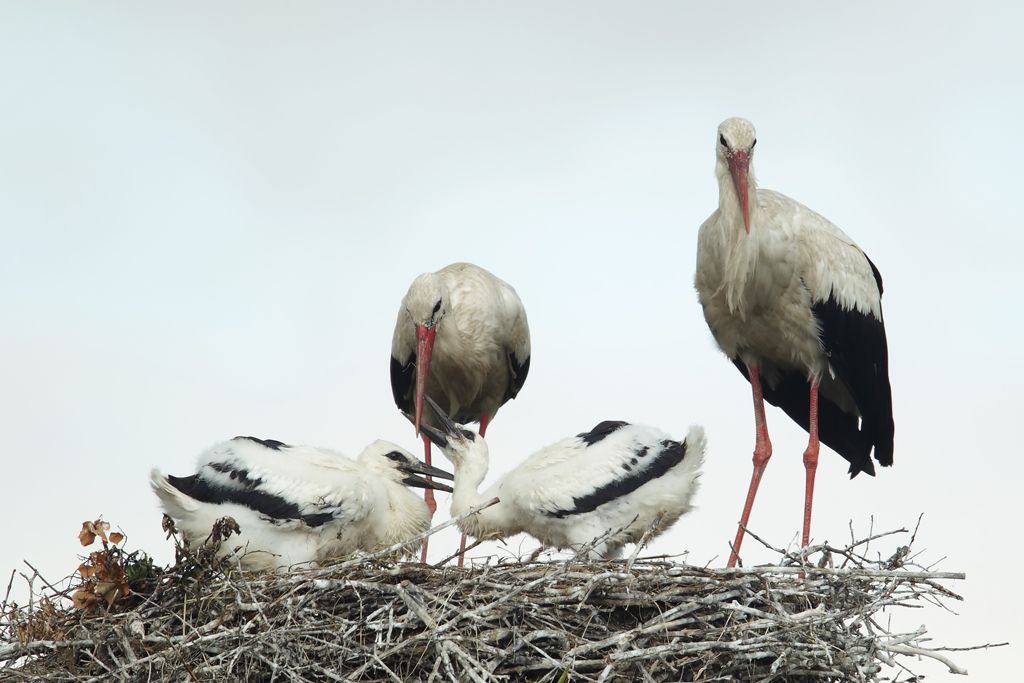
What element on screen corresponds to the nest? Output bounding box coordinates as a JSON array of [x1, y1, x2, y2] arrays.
[[1, 510, 989, 682]]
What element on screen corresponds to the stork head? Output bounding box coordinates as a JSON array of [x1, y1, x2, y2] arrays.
[[401, 397, 487, 470], [400, 272, 451, 435], [716, 117, 757, 233], [358, 440, 455, 493]]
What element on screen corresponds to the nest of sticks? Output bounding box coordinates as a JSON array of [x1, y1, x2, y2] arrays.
[[1, 507, 991, 682]]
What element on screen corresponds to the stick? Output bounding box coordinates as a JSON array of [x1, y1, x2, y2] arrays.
[[433, 536, 487, 569]]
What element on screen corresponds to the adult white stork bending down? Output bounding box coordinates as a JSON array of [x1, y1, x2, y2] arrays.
[[151, 436, 453, 571], [407, 398, 705, 560], [391, 262, 531, 563], [695, 117, 894, 567]]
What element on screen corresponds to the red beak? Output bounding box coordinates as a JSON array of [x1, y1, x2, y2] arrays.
[[727, 150, 751, 233], [413, 324, 437, 435]]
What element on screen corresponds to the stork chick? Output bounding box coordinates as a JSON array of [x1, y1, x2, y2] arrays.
[[407, 398, 705, 561], [152, 436, 453, 571]]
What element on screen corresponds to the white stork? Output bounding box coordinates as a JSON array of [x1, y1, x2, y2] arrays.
[[408, 397, 705, 561], [695, 117, 894, 567], [151, 436, 453, 571], [390, 262, 531, 563]]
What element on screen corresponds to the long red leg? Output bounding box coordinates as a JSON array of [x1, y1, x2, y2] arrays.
[[802, 379, 821, 551], [728, 366, 773, 568], [420, 434, 436, 564], [456, 533, 468, 568], [456, 414, 490, 568]]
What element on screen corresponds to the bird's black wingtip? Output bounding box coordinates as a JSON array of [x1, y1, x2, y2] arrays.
[[847, 459, 877, 479], [874, 447, 894, 469]]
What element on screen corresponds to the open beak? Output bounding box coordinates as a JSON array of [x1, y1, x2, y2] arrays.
[[400, 460, 454, 493], [727, 150, 751, 233], [413, 324, 437, 435]]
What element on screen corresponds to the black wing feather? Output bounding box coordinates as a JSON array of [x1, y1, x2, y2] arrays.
[[545, 438, 688, 518], [812, 291, 894, 470], [866, 254, 884, 295], [504, 353, 531, 402], [390, 354, 415, 412], [730, 285, 894, 478], [233, 436, 289, 450], [576, 420, 630, 446], [166, 472, 334, 528], [167, 456, 336, 528]]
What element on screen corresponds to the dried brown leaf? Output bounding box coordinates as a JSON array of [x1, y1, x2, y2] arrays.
[[161, 513, 176, 538], [79, 522, 96, 547], [71, 589, 99, 610], [94, 519, 110, 544]]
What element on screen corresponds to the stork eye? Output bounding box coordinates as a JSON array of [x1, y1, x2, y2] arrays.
[[384, 451, 407, 462], [719, 133, 728, 147], [432, 300, 442, 316], [751, 138, 757, 149]]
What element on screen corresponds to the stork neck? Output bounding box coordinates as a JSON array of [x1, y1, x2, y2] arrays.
[[449, 450, 510, 538], [451, 454, 490, 517], [716, 160, 758, 233]]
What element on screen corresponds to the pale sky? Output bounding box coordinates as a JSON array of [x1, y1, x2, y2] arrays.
[[2, 2, 1021, 678]]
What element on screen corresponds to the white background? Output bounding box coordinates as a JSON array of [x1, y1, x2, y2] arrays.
[[2, 3, 1020, 679]]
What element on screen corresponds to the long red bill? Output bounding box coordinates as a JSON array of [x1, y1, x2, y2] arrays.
[[413, 324, 437, 435], [728, 150, 751, 233]]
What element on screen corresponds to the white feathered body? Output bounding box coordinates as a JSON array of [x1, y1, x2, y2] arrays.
[[696, 188, 881, 394], [448, 423, 706, 559], [391, 262, 531, 427], [151, 438, 432, 570]]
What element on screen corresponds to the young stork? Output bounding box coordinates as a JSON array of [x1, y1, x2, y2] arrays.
[[151, 436, 453, 571], [406, 398, 706, 561], [694, 117, 894, 567], [390, 262, 531, 562]]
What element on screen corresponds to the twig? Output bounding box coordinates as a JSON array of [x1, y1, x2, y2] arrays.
[[21, 561, 70, 598], [884, 643, 969, 675], [2, 569, 15, 610], [715, 566, 965, 580], [626, 513, 665, 572], [432, 536, 487, 568]]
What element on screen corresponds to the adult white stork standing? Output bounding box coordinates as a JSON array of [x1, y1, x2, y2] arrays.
[[390, 262, 531, 563], [695, 117, 894, 567], [407, 398, 706, 560], [151, 436, 453, 570]]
